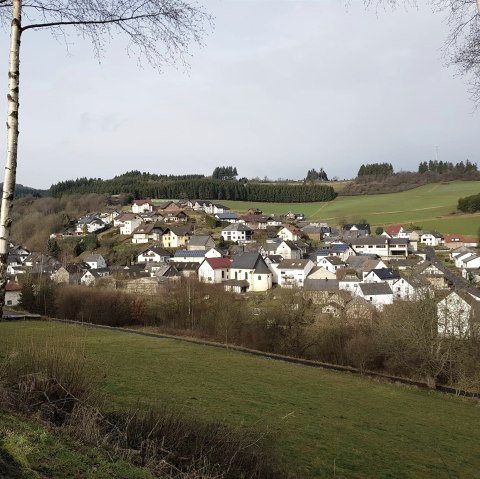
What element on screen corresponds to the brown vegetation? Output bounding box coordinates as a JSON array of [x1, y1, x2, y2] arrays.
[[43, 280, 480, 392], [0, 337, 285, 478], [11, 194, 108, 252]]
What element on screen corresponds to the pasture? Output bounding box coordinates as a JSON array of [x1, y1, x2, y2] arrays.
[[2, 321, 480, 479], [220, 181, 480, 235]]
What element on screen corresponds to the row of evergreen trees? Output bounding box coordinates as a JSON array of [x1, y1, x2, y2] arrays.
[[458, 192, 480, 213], [50, 175, 337, 203], [211, 166, 238, 180], [357, 163, 394, 176], [418, 159, 477, 174], [304, 168, 328, 182]]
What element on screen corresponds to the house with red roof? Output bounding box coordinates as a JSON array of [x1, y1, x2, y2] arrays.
[[198, 257, 232, 284], [385, 224, 406, 238], [5, 281, 22, 307], [443, 234, 466, 249], [278, 224, 301, 241]]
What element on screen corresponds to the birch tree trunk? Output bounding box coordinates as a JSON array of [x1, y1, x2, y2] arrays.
[[0, 0, 22, 316]]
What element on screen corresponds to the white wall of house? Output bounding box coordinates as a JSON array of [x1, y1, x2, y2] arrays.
[[198, 264, 229, 283], [229, 269, 272, 292], [120, 218, 142, 235], [437, 292, 473, 337]]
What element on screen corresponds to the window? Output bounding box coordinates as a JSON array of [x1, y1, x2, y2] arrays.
[[258, 275, 261, 280]]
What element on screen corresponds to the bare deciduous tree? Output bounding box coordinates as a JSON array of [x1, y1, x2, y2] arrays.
[[0, 0, 211, 316]]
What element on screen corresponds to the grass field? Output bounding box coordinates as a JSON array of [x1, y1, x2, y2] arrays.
[[2, 321, 480, 479], [219, 181, 480, 235], [0, 412, 152, 478]]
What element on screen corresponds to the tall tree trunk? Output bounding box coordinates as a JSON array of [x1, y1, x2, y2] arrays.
[[0, 0, 22, 317]]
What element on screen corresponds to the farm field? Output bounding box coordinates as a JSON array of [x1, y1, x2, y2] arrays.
[[2, 321, 480, 479], [220, 181, 480, 235]]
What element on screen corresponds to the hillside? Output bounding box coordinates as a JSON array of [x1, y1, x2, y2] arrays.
[[0, 411, 152, 478], [220, 181, 480, 235], [2, 321, 479, 479]]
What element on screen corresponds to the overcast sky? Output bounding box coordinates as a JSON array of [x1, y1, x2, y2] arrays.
[[1, 0, 479, 189]]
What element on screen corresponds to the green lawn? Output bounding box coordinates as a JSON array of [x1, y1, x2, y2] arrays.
[[219, 181, 480, 235], [2, 321, 480, 479]]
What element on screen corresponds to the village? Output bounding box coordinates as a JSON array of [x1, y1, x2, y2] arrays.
[[4, 197, 480, 338]]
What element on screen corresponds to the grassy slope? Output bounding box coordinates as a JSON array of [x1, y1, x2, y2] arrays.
[[0, 412, 152, 479], [219, 181, 480, 235], [2, 322, 480, 479]]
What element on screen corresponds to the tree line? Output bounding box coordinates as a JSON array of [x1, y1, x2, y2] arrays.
[[357, 163, 394, 177], [50, 174, 337, 203], [304, 168, 328, 182], [211, 166, 238, 180], [418, 160, 477, 174]]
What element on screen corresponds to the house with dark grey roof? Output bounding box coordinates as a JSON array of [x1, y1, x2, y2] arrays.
[[221, 223, 253, 243], [228, 252, 272, 292], [312, 242, 351, 262], [363, 268, 400, 286], [260, 240, 301, 260], [132, 222, 155, 244], [357, 282, 393, 310], [162, 226, 192, 248], [137, 246, 171, 264], [173, 250, 206, 263], [343, 223, 371, 236], [215, 212, 240, 223], [187, 235, 215, 251], [420, 231, 443, 247], [85, 254, 106, 270], [317, 256, 346, 273]]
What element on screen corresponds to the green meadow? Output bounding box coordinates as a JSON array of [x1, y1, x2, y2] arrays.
[[2, 321, 480, 479], [220, 181, 480, 235]]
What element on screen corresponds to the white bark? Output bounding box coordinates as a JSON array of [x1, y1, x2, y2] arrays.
[[0, 0, 22, 315]]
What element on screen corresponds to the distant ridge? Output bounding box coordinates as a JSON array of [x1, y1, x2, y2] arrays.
[[0, 183, 47, 198]]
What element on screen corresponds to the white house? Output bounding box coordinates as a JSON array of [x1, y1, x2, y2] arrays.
[[131, 199, 154, 214], [76, 216, 105, 234], [357, 282, 393, 311], [227, 252, 273, 292], [221, 223, 253, 243], [420, 231, 443, 247], [437, 291, 480, 338], [260, 240, 301, 260], [118, 213, 142, 235], [132, 223, 155, 244], [277, 225, 301, 242], [80, 268, 110, 286], [349, 237, 389, 257], [363, 268, 400, 286], [5, 281, 21, 306], [137, 246, 171, 264], [391, 276, 432, 301], [84, 254, 106, 270], [316, 256, 346, 273], [277, 259, 315, 288], [198, 257, 232, 283]]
